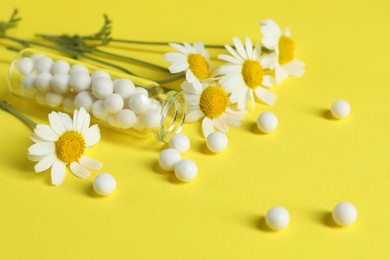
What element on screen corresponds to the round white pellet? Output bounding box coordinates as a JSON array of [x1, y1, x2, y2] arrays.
[[34, 56, 53, 73], [21, 74, 37, 97], [114, 79, 135, 99], [158, 148, 182, 171], [132, 115, 146, 131], [69, 72, 91, 92], [93, 173, 116, 196], [169, 133, 190, 154], [331, 100, 350, 119], [46, 92, 64, 107], [206, 132, 228, 153], [52, 60, 70, 74], [257, 112, 278, 133], [129, 93, 150, 114], [91, 70, 111, 81], [63, 96, 75, 113], [174, 159, 198, 182], [92, 78, 114, 100], [332, 202, 357, 226], [135, 87, 148, 96], [104, 94, 124, 113], [17, 57, 34, 75], [74, 91, 94, 111], [92, 100, 109, 120], [117, 109, 136, 129], [145, 110, 161, 129], [265, 206, 290, 231], [51, 73, 70, 94], [35, 72, 52, 92], [148, 99, 162, 112], [69, 64, 89, 75], [108, 114, 120, 127], [31, 53, 44, 62]]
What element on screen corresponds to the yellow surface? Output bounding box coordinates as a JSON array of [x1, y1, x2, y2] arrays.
[[0, 0, 389, 259]]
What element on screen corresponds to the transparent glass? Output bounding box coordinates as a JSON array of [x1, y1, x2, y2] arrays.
[[7, 48, 186, 143]]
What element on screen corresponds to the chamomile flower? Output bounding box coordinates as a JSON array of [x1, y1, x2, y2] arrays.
[[164, 42, 211, 89], [181, 80, 244, 137], [260, 18, 305, 83], [27, 107, 102, 186], [217, 37, 277, 111]]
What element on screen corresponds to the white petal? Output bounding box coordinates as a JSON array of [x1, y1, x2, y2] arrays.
[[78, 156, 102, 170], [212, 118, 228, 133], [75, 107, 88, 133], [181, 80, 201, 94], [260, 53, 277, 69], [284, 27, 291, 37], [28, 142, 55, 156], [70, 161, 90, 179], [48, 112, 66, 136], [222, 113, 243, 127], [233, 37, 247, 59], [85, 124, 101, 147], [51, 160, 66, 185], [34, 154, 56, 173], [245, 37, 253, 59], [186, 70, 203, 90], [282, 60, 305, 77], [163, 52, 187, 63], [254, 87, 277, 105], [28, 154, 46, 162], [260, 18, 282, 50], [34, 124, 58, 142], [236, 89, 250, 111], [183, 42, 195, 53], [193, 42, 205, 53], [253, 44, 262, 60], [219, 75, 245, 93], [275, 64, 289, 83], [57, 112, 73, 130], [169, 43, 190, 54], [218, 54, 242, 65], [184, 93, 200, 105], [214, 64, 242, 76], [72, 109, 79, 130], [262, 75, 276, 88], [80, 111, 91, 135], [249, 89, 255, 109], [225, 44, 243, 62], [202, 117, 214, 138], [169, 62, 189, 74], [185, 109, 204, 123], [30, 133, 45, 143]]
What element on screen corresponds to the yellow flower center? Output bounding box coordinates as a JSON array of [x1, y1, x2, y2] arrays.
[[278, 36, 295, 65], [187, 54, 210, 80], [199, 86, 229, 119], [55, 130, 86, 163], [242, 60, 264, 89]]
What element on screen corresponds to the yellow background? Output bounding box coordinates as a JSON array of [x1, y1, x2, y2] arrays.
[[1, 0, 389, 259]]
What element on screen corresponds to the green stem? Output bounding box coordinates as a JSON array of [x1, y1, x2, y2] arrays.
[[110, 38, 227, 49], [94, 48, 169, 72], [155, 72, 185, 84], [0, 100, 36, 129]]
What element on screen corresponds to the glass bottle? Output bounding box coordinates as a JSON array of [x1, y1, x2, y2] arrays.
[[7, 48, 186, 143]]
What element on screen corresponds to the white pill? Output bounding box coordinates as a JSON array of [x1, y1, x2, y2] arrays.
[[145, 110, 161, 129], [174, 159, 198, 182], [148, 99, 162, 112], [63, 96, 75, 113], [206, 132, 228, 153], [158, 148, 182, 171], [92, 100, 109, 120], [21, 74, 37, 97], [169, 133, 190, 153], [129, 93, 150, 114], [69, 72, 91, 92], [52, 60, 70, 74], [265, 206, 290, 230], [46, 92, 64, 107], [69, 64, 89, 75], [17, 57, 34, 75], [93, 173, 116, 196], [74, 91, 94, 111], [114, 79, 135, 99], [104, 94, 124, 113], [331, 100, 350, 119], [91, 70, 111, 81], [135, 87, 148, 96], [117, 109, 136, 129], [51, 73, 70, 94], [35, 72, 52, 92], [332, 202, 357, 226], [34, 56, 53, 73], [108, 114, 120, 127], [31, 53, 44, 62], [132, 115, 146, 131], [92, 78, 114, 100], [36, 92, 47, 105], [257, 112, 278, 133]]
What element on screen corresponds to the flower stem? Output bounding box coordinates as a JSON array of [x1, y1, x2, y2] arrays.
[[109, 38, 227, 49], [0, 100, 36, 129], [155, 72, 185, 84]]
